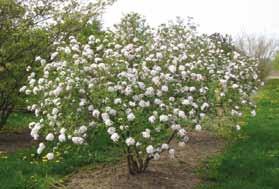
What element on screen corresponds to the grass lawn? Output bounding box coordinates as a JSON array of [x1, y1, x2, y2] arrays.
[[0, 126, 121, 189], [0, 112, 34, 133], [272, 63, 279, 72], [200, 79, 279, 189]]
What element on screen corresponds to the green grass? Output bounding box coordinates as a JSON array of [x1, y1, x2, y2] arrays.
[[200, 79, 279, 189], [1, 112, 34, 133], [0, 128, 121, 189], [272, 63, 279, 71], [271, 55, 279, 71]]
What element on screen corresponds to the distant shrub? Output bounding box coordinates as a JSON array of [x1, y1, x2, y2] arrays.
[[234, 33, 278, 79]]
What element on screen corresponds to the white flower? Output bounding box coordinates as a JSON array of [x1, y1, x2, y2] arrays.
[[232, 84, 239, 89], [92, 109, 100, 118], [124, 86, 133, 96], [156, 52, 163, 59], [178, 111, 186, 118], [201, 103, 209, 111], [236, 125, 241, 131], [148, 115, 156, 123], [161, 143, 169, 150], [64, 47, 71, 54], [182, 99, 190, 105], [19, 86, 27, 93], [53, 86, 63, 97], [171, 124, 181, 131], [152, 76, 160, 85], [168, 149, 175, 158], [35, 56, 41, 62], [46, 133, 54, 141], [200, 113, 206, 119], [60, 128, 66, 134], [200, 87, 207, 94], [178, 129, 187, 137], [153, 153, 160, 160], [178, 65, 185, 71], [146, 145, 154, 154], [78, 125, 87, 134], [145, 87, 155, 96], [107, 127, 116, 135], [177, 43, 185, 49], [102, 111, 110, 119], [135, 142, 141, 147], [127, 113, 135, 121], [37, 143, 45, 154], [161, 85, 168, 92], [195, 124, 202, 131], [40, 59, 46, 65], [52, 108, 59, 115], [58, 134, 66, 142], [159, 115, 168, 122], [88, 105, 94, 111], [25, 89, 31, 95], [154, 98, 161, 105], [30, 125, 41, 140], [72, 137, 84, 145], [50, 52, 58, 60], [169, 97, 175, 102], [125, 137, 135, 146], [79, 99, 87, 106], [114, 98, 122, 104], [110, 133, 120, 142], [104, 119, 113, 126], [129, 101, 136, 107], [142, 129, 151, 138], [138, 82, 145, 89], [168, 65, 176, 73], [251, 110, 256, 117], [189, 86, 196, 92], [46, 152, 54, 160]]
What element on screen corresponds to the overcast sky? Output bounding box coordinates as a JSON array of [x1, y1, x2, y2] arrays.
[[101, 0, 279, 37]]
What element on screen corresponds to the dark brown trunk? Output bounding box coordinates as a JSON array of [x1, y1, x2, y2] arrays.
[[127, 154, 153, 175]]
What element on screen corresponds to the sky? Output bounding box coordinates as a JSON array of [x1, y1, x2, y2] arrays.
[[100, 0, 279, 38]]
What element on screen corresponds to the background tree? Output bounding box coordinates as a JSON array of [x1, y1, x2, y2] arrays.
[[234, 32, 279, 79], [0, 0, 115, 129], [0, 0, 49, 128]]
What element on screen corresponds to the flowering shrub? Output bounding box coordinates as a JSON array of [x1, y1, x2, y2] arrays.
[[21, 13, 262, 174]]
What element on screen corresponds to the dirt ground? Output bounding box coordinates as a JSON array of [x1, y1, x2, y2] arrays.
[[267, 71, 279, 80], [65, 131, 224, 189], [0, 129, 33, 153]]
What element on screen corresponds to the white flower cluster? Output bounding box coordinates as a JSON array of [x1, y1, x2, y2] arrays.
[[21, 13, 261, 172]]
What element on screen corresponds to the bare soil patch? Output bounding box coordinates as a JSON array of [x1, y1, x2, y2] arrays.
[[0, 129, 33, 153], [66, 131, 224, 189]]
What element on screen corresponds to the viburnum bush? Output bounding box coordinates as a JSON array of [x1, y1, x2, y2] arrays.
[[21, 13, 263, 174]]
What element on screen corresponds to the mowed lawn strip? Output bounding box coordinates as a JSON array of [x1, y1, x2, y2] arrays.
[[200, 79, 279, 189]]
